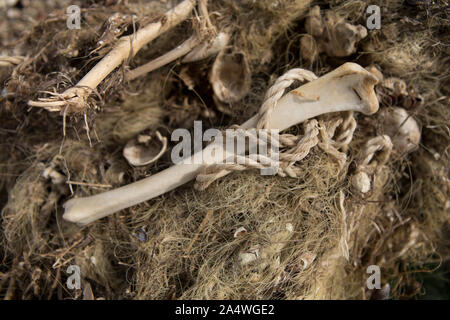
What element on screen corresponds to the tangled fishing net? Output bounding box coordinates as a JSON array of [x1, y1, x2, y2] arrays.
[[0, 0, 448, 299]]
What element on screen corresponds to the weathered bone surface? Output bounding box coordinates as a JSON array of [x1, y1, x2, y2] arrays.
[[63, 63, 379, 225], [182, 32, 230, 63]]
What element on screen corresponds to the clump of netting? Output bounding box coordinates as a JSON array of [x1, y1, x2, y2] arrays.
[[1, 0, 449, 300]]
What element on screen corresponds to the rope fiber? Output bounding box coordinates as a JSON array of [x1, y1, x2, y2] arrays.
[[194, 68, 358, 190]]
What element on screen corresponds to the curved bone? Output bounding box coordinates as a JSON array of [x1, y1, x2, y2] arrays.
[[63, 63, 378, 225], [28, 0, 197, 112]]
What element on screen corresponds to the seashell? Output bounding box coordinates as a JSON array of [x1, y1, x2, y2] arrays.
[[123, 130, 167, 166], [210, 48, 251, 103]]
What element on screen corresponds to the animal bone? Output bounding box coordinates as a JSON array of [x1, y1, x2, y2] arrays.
[[126, 31, 229, 81], [182, 32, 229, 63], [63, 63, 379, 225], [27, 0, 197, 113], [125, 35, 201, 81]]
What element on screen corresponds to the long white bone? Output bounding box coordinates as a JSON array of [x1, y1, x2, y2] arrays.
[[63, 63, 379, 225]]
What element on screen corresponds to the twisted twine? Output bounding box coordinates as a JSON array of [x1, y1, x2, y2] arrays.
[[356, 135, 393, 175], [195, 68, 357, 190], [318, 111, 357, 169], [351, 135, 393, 194]]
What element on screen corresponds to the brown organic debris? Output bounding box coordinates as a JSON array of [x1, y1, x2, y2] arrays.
[[300, 5, 367, 62]]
